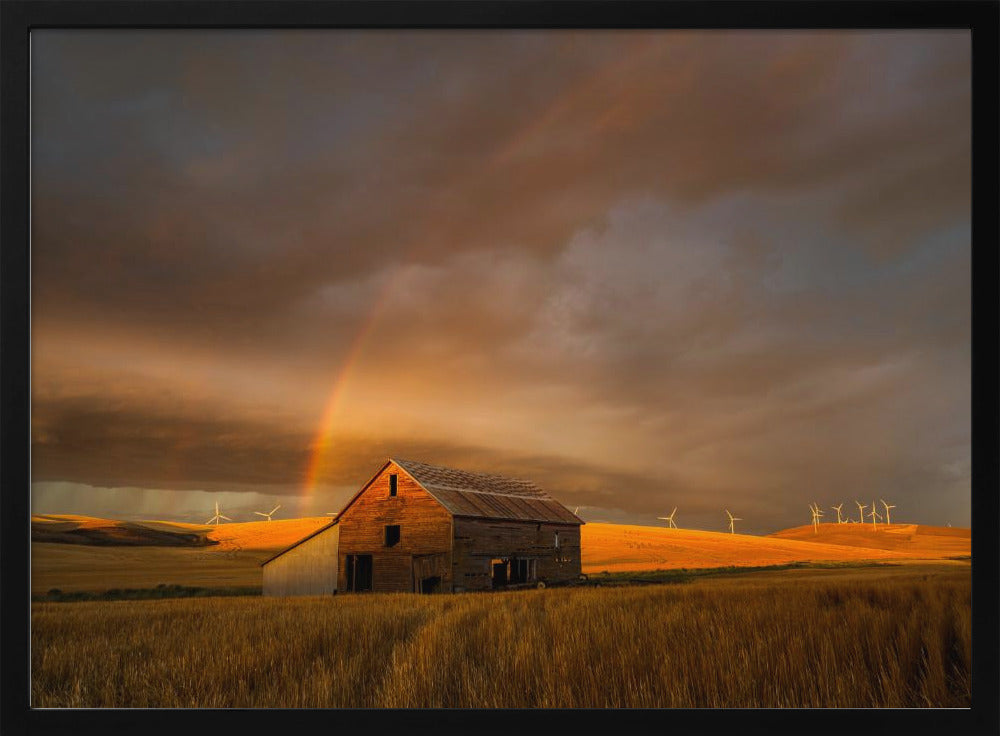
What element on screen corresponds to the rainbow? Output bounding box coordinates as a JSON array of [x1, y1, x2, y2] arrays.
[[302, 271, 401, 499]]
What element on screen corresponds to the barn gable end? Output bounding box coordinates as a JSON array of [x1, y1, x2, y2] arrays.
[[335, 459, 454, 593]]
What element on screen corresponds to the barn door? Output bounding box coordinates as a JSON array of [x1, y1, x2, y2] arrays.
[[412, 553, 447, 594], [346, 554, 373, 592], [491, 559, 509, 589]]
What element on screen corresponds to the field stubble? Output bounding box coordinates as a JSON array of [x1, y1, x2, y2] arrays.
[[32, 566, 970, 708]]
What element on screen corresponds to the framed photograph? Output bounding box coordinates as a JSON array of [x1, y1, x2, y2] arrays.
[[2, 1, 997, 734]]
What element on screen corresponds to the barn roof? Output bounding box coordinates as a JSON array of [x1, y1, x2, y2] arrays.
[[263, 459, 584, 565], [394, 458, 583, 525]]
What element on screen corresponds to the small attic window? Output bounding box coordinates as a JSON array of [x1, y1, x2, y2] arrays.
[[389, 474, 398, 497]]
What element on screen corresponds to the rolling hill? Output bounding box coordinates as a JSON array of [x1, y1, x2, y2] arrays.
[[30, 515, 970, 594], [767, 522, 970, 557], [578, 522, 956, 573]]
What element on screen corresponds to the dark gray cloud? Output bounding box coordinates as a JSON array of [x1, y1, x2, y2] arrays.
[[30, 30, 970, 530]]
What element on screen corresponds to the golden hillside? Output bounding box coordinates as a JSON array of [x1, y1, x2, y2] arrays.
[[580, 523, 923, 573], [767, 523, 970, 557]]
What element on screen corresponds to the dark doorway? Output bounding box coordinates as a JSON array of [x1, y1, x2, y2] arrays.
[[346, 554, 373, 592], [419, 576, 441, 594], [491, 559, 509, 589], [510, 557, 536, 584]]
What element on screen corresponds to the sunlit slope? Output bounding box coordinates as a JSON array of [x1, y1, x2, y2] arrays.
[[768, 523, 970, 557], [581, 523, 915, 573], [204, 518, 334, 552]]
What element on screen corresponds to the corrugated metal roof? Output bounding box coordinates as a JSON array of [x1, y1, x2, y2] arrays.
[[395, 458, 583, 525]]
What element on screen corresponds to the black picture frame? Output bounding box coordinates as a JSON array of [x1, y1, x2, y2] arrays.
[[2, 2, 997, 734]]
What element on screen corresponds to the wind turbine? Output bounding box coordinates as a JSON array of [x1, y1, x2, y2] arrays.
[[880, 499, 895, 526], [657, 508, 678, 529], [809, 503, 824, 533], [725, 509, 741, 535], [205, 501, 231, 525], [855, 501, 867, 526], [831, 503, 845, 524], [254, 504, 281, 522], [867, 502, 881, 531]]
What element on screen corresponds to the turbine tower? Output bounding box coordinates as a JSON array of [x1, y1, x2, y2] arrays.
[[880, 499, 895, 526], [831, 503, 844, 524], [254, 504, 281, 522], [205, 501, 231, 526], [855, 501, 867, 526], [867, 502, 881, 531], [809, 503, 824, 533], [725, 509, 741, 535], [657, 508, 678, 529]]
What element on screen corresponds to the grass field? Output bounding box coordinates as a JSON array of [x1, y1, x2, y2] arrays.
[[31, 563, 970, 708]]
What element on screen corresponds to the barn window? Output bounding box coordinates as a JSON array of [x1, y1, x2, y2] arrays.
[[389, 474, 398, 496], [385, 524, 401, 547], [554, 531, 560, 549]]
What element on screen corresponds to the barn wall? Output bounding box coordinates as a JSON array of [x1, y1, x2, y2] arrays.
[[336, 461, 453, 593], [262, 523, 340, 597], [452, 518, 582, 592]]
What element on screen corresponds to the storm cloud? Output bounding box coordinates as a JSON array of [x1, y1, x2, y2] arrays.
[[30, 30, 970, 531]]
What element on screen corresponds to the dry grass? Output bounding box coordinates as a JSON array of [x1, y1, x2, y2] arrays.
[[32, 565, 970, 708], [31, 543, 267, 593]]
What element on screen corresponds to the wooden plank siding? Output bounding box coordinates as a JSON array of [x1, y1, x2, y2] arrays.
[[336, 460, 453, 593], [452, 518, 581, 592], [262, 523, 339, 597]]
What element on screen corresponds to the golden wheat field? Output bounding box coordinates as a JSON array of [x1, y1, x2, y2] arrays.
[[31, 564, 969, 708]]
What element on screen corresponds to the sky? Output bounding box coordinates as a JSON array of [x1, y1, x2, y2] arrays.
[[30, 30, 971, 534]]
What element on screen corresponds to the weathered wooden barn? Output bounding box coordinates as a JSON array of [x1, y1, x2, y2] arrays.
[[262, 458, 583, 595]]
